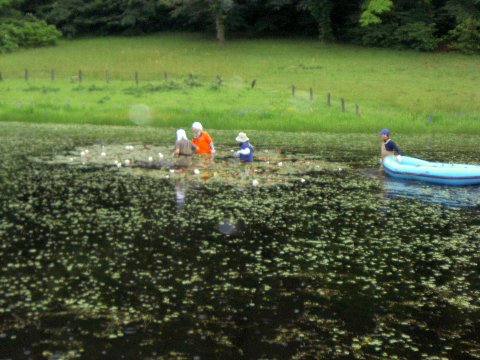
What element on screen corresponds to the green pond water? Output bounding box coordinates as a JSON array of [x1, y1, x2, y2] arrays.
[[0, 123, 479, 359]]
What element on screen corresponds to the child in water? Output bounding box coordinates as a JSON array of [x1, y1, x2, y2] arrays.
[[234, 132, 254, 163]]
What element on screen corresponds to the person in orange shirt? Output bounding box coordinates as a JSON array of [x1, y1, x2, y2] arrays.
[[191, 121, 215, 156]]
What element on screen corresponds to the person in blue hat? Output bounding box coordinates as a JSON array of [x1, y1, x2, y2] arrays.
[[378, 128, 402, 164]]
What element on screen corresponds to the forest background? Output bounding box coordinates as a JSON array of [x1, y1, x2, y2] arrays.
[[1, 0, 479, 54]]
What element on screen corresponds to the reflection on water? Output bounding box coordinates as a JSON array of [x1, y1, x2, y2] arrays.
[[175, 179, 187, 207], [363, 168, 480, 207], [381, 175, 480, 208]]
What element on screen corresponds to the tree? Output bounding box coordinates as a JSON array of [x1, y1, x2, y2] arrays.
[[300, 0, 334, 41], [360, 0, 393, 26], [444, 0, 480, 53], [163, 0, 234, 43], [44, 0, 170, 37]]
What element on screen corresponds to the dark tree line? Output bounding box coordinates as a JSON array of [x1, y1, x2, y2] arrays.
[[1, 0, 479, 53]]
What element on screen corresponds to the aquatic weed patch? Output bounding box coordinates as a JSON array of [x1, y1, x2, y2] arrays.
[[0, 122, 479, 359]]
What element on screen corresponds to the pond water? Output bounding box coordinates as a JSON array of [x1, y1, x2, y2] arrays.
[[0, 126, 479, 359]]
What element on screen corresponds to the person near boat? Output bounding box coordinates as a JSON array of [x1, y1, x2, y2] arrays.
[[379, 128, 402, 163], [173, 129, 198, 168], [234, 132, 254, 163], [191, 121, 215, 156]]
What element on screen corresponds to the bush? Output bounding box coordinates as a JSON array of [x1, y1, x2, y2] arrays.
[[0, 17, 62, 53], [0, 22, 21, 52], [393, 22, 438, 51], [448, 18, 480, 54], [359, 21, 438, 51]]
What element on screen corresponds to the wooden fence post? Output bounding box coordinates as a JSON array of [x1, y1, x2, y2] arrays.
[[24, 69, 29, 81], [164, 72, 168, 80], [291, 85, 295, 97], [50, 69, 55, 81], [355, 104, 360, 116], [310, 87, 313, 100], [216, 74, 222, 85], [78, 70, 83, 83], [135, 71, 139, 86], [341, 98, 345, 112], [327, 93, 331, 106], [251, 79, 256, 88]]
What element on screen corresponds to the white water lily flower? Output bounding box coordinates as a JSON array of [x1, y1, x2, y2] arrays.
[[125, 145, 133, 151], [158, 152, 164, 159], [124, 159, 130, 166], [84, 149, 89, 154], [114, 160, 119, 165], [69, 158, 74, 162], [80, 151, 86, 157], [169, 169, 175, 173], [252, 179, 259, 186], [277, 162, 283, 167], [101, 152, 106, 157], [193, 169, 200, 175], [300, 178, 306, 183], [148, 156, 153, 162], [116, 163, 122, 168]]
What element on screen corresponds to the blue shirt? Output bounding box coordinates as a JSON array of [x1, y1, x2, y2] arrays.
[[238, 142, 254, 162], [384, 139, 402, 155]]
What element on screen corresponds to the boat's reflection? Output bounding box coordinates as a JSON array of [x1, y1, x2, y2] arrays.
[[381, 176, 480, 207]]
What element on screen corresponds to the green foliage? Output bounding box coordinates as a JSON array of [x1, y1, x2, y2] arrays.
[[357, 1, 439, 51], [360, 0, 393, 26], [0, 17, 61, 53], [300, 0, 335, 41], [47, 0, 170, 37], [394, 21, 438, 51], [448, 17, 480, 54], [359, 21, 438, 51]]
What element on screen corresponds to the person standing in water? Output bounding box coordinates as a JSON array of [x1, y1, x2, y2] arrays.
[[173, 129, 198, 168], [234, 132, 254, 163], [191, 121, 215, 156], [379, 128, 402, 165]]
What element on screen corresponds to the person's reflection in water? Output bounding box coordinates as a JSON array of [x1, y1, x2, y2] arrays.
[[175, 179, 187, 208]]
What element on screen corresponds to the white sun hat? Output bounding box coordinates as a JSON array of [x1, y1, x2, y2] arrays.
[[176, 129, 187, 141], [192, 121, 203, 131], [235, 132, 249, 142]]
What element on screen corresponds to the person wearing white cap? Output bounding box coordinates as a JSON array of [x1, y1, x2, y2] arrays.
[[173, 129, 198, 168], [234, 132, 254, 163], [191, 121, 215, 156]]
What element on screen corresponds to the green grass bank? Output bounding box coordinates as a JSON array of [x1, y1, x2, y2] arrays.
[[0, 33, 479, 134]]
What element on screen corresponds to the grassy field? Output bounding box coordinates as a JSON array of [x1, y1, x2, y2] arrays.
[[0, 33, 479, 133]]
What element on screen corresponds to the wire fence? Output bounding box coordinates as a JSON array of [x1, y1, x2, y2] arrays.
[[0, 68, 362, 116]]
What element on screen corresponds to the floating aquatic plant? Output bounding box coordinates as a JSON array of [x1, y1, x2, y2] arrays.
[[0, 122, 479, 359]]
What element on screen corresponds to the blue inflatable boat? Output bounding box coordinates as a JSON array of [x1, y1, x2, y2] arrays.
[[383, 155, 480, 186]]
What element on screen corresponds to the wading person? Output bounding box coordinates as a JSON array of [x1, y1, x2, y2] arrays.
[[191, 121, 215, 157], [234, 132, 254, 163], [173, 129, 197, 168], [379, 128, 402, 165]]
